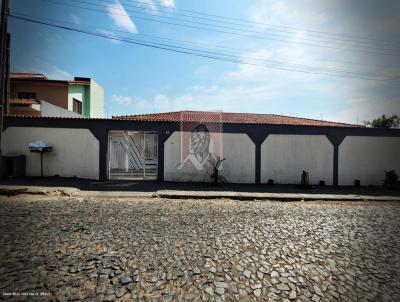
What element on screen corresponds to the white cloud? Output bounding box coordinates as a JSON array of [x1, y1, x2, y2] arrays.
[[272, 0, 288, 17], [174, 85, 280, 111], [37, 31, 62, 43], [98, 30, 121, 44], [137, 0, 158, 14], [222, 49, 272, 81], [160, 0, 175, 8], [70, 13, 80, 24], [107, 0, 137, 34], [132, 94, 171, 111], [377, 67, 400, 81], [154, 94, 171, 111], [108, 0, 398, 125], [133, 98, 150, 109], [13, 56, 72, 80], [335, 97, 400, 124], [220, 46, 318, 83], [46, 65, 72, 80], [133, 0, 175, 15], [112, 95, 132, 106]]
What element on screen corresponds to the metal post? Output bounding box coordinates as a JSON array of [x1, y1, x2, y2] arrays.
[[40, 152, 43, 177]]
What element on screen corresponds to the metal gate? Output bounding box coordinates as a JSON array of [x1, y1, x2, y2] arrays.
[[108, 131, 158, 180]]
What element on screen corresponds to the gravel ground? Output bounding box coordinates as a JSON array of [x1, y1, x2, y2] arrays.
[[0, 195, 400, 301]]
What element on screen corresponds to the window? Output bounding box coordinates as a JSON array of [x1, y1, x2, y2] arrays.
[[18, 92, 36, 99], [73, 98, 82, 114]]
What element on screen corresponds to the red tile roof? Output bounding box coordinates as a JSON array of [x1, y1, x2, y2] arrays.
[[113, 111, 361, 127], [10, 72, 48, 80], [9, 98, 41, 105]]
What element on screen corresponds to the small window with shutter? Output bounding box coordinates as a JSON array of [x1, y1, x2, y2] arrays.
[[73, 98, 82, 114]]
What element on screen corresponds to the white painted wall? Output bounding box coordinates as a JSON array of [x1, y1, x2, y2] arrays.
[[3, 127, 99, 179], [261, 135, 333, 185], [164, 132, 255, 183], [68, 85, 86, 112], [221, 133, 255, 183], [90, 79, 105, 118], [339, 136, 400, 186], [41, 101, 85, 118]]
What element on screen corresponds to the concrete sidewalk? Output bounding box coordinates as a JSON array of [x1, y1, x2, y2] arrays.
[[1, 184, 399, 201], [0, 185, 154, 198], [156, 190, 400, 201]]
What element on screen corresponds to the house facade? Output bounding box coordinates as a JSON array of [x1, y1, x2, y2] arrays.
[[9, 73, 104, 118], [4, 111, 400, 186], [68, 77, 104, 118], [10, 73, 69, 112]]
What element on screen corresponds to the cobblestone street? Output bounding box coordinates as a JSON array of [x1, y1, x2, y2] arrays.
[[0, 195, 399, 301]]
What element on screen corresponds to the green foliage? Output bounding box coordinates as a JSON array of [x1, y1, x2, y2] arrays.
[[368, 114, 399, 129], [384, 170, 398, 189]]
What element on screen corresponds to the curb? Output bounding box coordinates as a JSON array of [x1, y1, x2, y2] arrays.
[[155, 190, 400, 202], [1, 185, 399, 202]]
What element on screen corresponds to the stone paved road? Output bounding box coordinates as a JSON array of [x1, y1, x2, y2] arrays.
[[0, 195, 400, 301]]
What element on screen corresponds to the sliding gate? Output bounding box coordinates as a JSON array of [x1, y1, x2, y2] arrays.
[[108, 131, 158, 180]]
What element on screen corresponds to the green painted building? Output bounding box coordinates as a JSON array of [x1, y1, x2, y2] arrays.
[[68, 77, 104, 118]]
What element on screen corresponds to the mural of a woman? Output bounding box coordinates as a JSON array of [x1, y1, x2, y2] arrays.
[[178, 123, 219, 171], [191, 124, 211, 165]]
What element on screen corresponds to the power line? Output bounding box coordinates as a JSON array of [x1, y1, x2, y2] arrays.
[[9, 14, 399, 81], [9, 13, 390, 80], [39, 0, 400, 56], [114, 0, 400, 50], [12, 12, 386, 77], [68, 0, 400, 53], [8, 12, 376, 76], [12, 11, 386, 71], [118, 0, 400, 47], [14, 11, 390, 68]]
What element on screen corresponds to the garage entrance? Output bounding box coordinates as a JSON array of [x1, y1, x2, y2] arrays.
[[108, 131, 158, 180]]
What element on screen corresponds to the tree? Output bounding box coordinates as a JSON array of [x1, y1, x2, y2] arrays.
[[366, 114, 399, 129]]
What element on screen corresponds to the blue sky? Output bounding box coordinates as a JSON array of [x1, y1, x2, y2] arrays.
[[9, 0, 400, 123]]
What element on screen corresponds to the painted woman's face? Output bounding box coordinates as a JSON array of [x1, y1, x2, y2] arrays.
[[192, 130, 210, 154]]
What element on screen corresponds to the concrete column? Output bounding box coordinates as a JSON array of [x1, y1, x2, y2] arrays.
[[158, 130, 174, 181], [90, 127, 108, 181], [247, 133, 269, 184], [327, 134, 345, 186]]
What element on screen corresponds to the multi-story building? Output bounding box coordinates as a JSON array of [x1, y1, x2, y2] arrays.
[[9, 72, 104, 118]]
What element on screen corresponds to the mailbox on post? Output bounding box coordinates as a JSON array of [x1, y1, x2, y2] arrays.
[[29, 141, 53, 177]]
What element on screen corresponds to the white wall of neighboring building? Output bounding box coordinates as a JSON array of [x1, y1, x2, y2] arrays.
[[90, 79, 105, 118], [338, 136, 400, 186], [41, 101, 84, 118], [68, 85, 86, 113], [261, 135, 333, 185], [164, 132, 255, 183], [3, 127, 99, 179]]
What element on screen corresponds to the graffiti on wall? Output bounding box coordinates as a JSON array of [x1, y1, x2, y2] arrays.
[[179, 123, 223, 171]]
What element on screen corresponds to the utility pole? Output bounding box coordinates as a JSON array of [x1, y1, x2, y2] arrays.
[[5, 32, 10, 115], [0, 0, 9, 177]]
